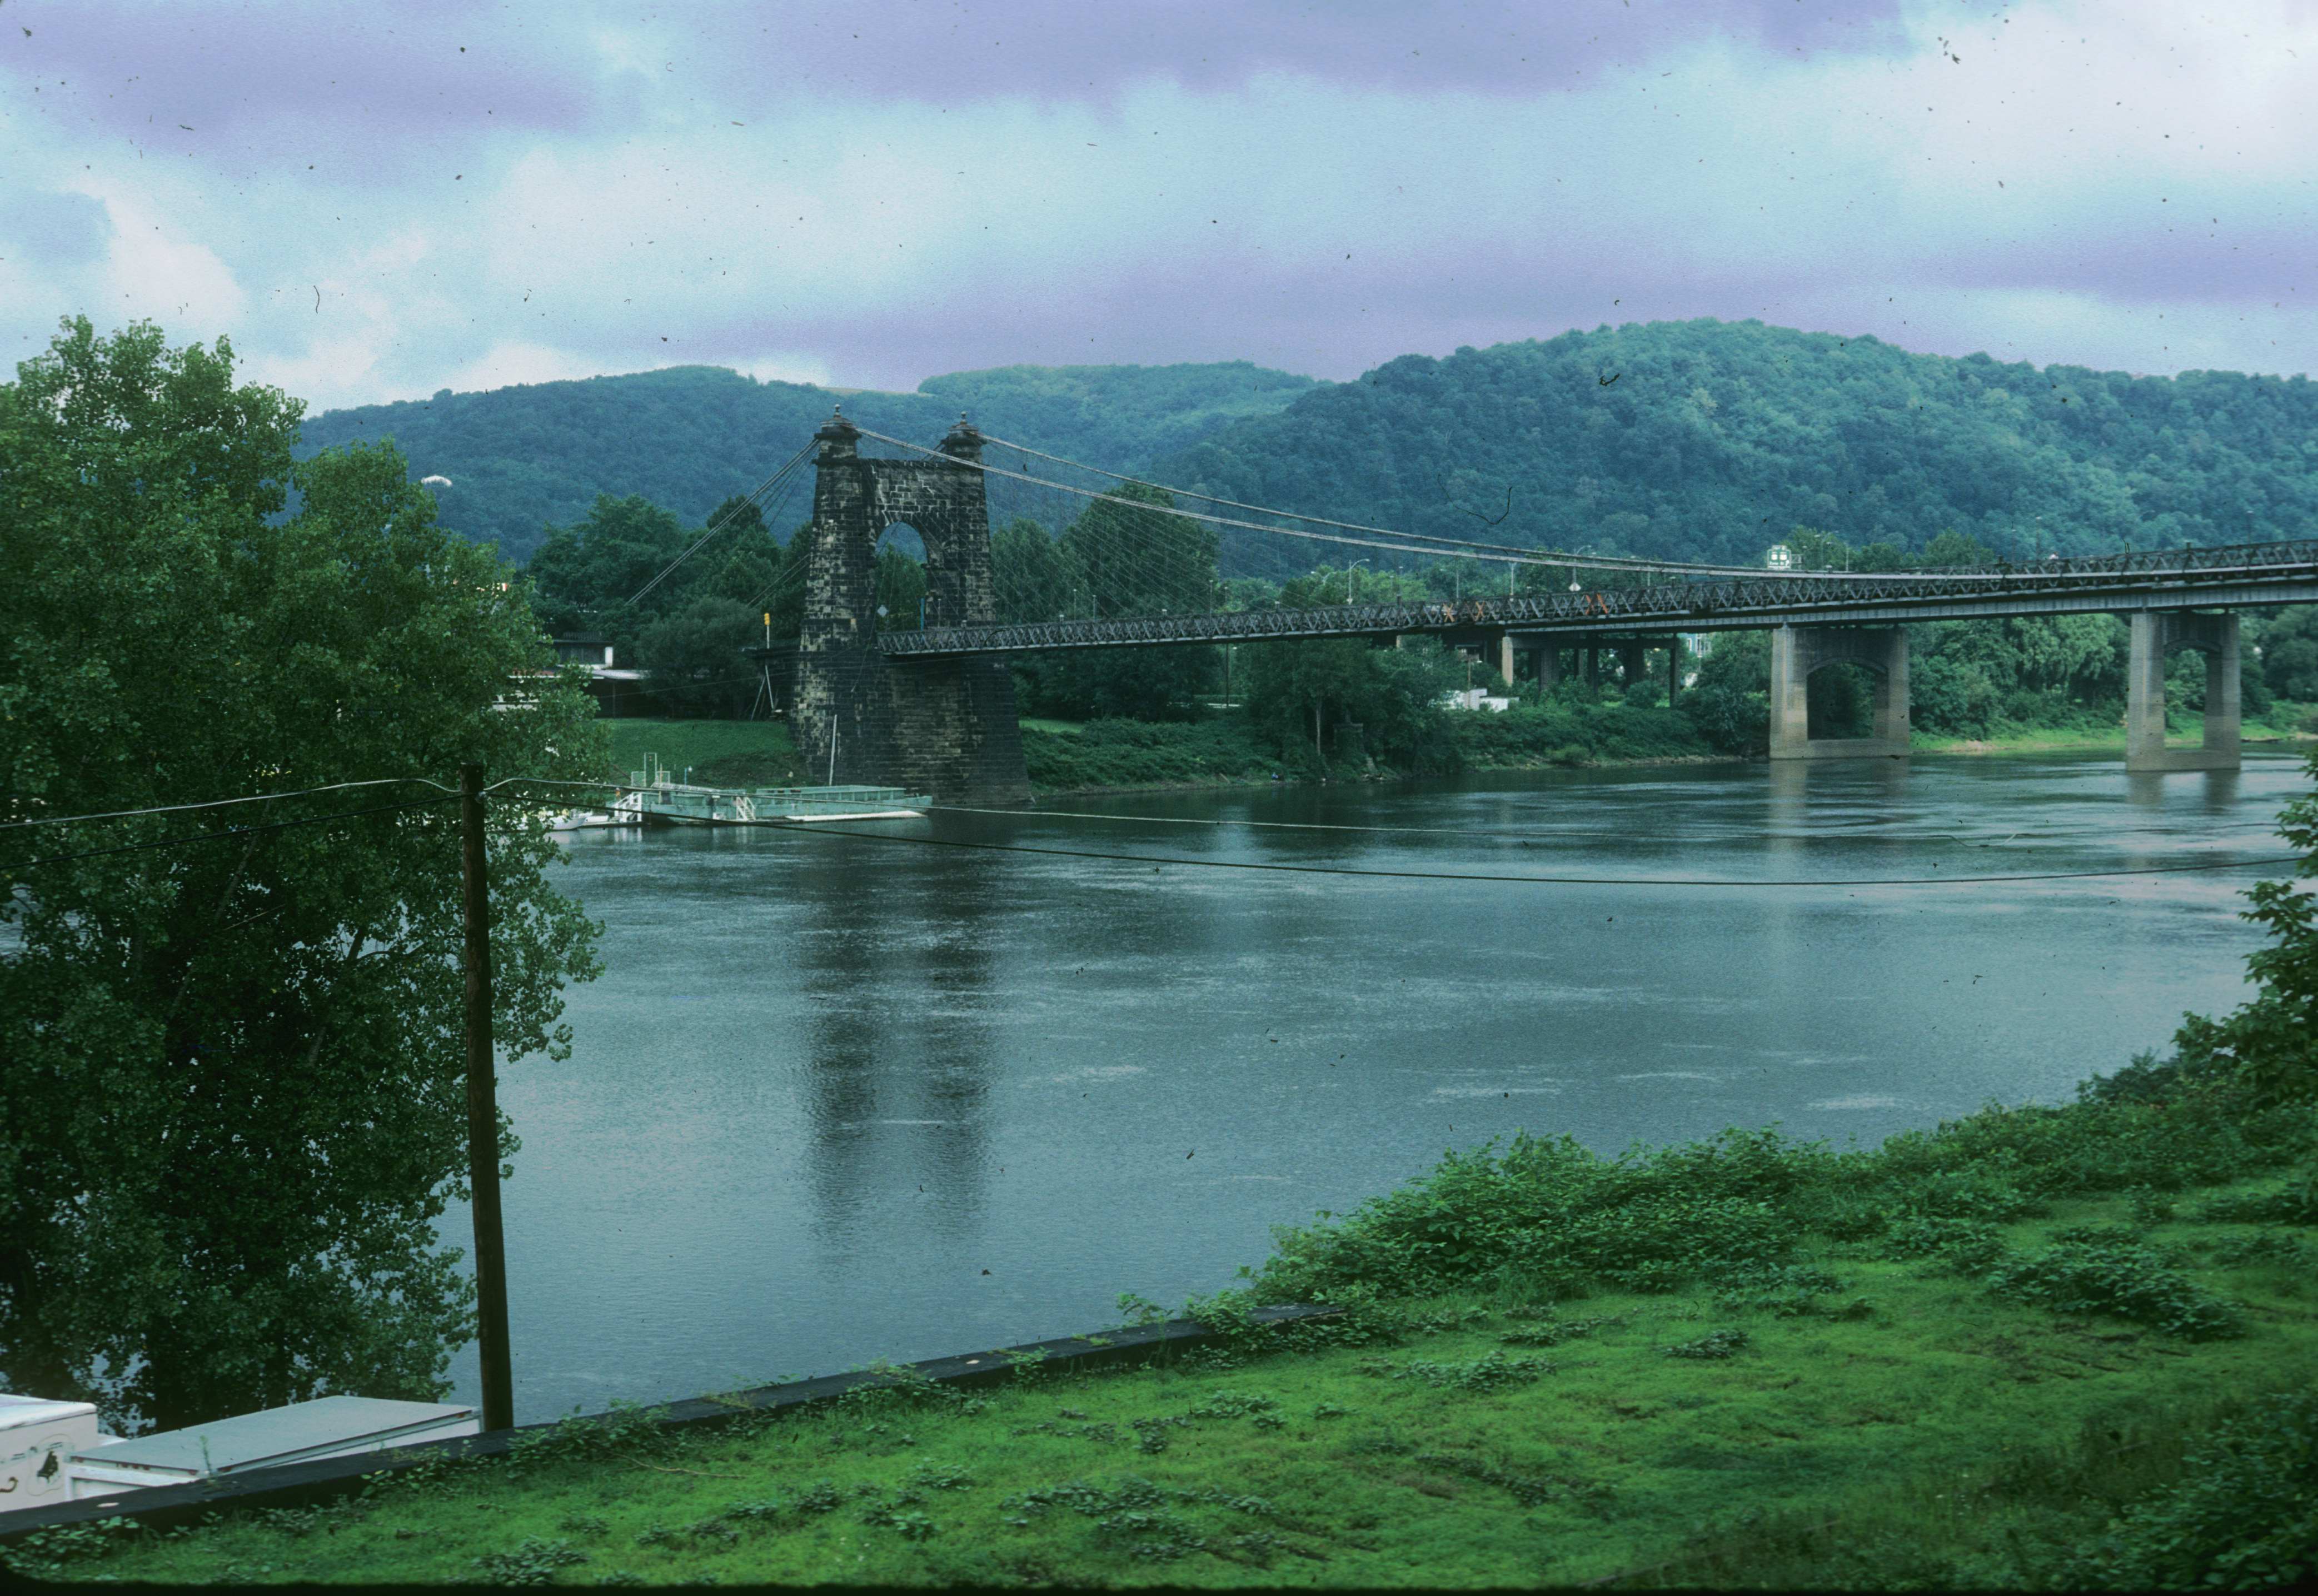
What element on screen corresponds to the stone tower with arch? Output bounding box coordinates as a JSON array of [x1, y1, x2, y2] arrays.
[[790, 411, 1031, 804]]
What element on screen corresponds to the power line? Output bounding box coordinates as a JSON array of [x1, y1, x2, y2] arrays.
[[6, 796, 461, 872], [1, 777, 456, 833], [488, 779, 2295, 867], [690, 813, 2311, 890], [924, 802, 2286, 849]]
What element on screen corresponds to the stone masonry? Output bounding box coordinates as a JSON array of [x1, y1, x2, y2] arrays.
[[791, 412, 1031, 804]]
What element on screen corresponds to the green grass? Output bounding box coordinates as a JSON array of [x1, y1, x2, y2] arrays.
[[28, 1151, 2316, 1587], [1911, 701, 2317, 755], [601, 720, 804, 787]]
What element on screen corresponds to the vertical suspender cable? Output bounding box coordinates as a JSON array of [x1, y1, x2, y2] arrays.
[[460, 762, 516, 1433]]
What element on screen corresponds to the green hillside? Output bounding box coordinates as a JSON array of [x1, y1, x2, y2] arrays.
[[1152, 319, 2318, 577], [296, 362, 1318, 562]]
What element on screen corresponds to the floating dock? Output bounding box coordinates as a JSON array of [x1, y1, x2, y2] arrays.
[[539, 755, 928, 829], [615, 780, 930, 827]]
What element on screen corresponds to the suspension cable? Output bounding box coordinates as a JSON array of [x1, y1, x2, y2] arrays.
[[850, 426, 1925, 583], [625, 441, 815, 610]]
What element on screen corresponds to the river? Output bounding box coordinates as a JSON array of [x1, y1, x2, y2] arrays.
[[443, 748, 2306, 1423]]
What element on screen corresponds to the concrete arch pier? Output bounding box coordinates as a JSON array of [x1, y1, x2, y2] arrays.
[[1768, 625, 1910, 761], [2125, 611, 2239, 772]]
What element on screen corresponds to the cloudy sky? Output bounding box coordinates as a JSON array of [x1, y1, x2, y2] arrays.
[[3, 1, 2311, 412]]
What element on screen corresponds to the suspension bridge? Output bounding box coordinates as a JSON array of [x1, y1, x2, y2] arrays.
[[708, 411, 2318, 802]]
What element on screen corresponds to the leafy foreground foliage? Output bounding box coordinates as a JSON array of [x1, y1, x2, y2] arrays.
[[22, 1079, 2317, 1588], [1, 319, 606, 1433]]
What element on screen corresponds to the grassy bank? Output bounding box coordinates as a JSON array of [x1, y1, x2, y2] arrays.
[[21, 1068, 2314, 1588], [596, 698, 2316, 802], [1911, 700, 2317, 756]]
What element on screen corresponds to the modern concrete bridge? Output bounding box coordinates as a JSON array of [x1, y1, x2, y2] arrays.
[[777, 412, 2318, 794]]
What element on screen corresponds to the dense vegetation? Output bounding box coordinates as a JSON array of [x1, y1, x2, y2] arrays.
[[298, 362, 1315, 564], [1158, 318, 2318, 578]]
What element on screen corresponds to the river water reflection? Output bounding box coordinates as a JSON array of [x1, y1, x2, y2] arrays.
[[445, 749, 2304, 1422]]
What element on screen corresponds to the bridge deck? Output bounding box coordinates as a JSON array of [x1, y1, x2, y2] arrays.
[[873, 538, 2318, 657]]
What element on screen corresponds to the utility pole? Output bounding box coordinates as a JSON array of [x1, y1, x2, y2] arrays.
[[459, 764, 515, 1434]]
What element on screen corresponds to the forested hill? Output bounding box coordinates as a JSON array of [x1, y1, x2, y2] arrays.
[[1153, 319, 2318, 577], [297, 361, 1319, 562]]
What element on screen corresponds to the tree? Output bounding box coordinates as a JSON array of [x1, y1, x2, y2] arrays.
[[1240, 636, 1463, 772], [525, 493, 693, 662], [1059, 481, 1217, 617], [0, 320, 605, 1433], [2170, 747, 2318, 1106], [991, 517, 1078, 623], [875, 543, 928, 630], [638, 596, 759, 717], [2258, 606, 2318, 702], [687, 495, 785, 612], [1679, 630, 1772, 754]]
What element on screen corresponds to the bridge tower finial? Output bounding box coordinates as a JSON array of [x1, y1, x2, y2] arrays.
[[815, 404, 861, 451], [939, 411, 985, 460]]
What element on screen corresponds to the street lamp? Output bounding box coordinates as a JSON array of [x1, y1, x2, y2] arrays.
[[1347, 558, 1369, 604]]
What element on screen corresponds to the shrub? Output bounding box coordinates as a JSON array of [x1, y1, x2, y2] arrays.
[[1387, 1351, 1552, 1392], [1986, 1241, 2244, 1340], [2057, 1391, 2318, 1590], [2197, 1164, 2318, 1224], [472, 1537, 589, 1584], [1710, 1262, 1845, 1316], [1663, 1329, 1751, 1360], [1878, 1215, 2008, 1270]]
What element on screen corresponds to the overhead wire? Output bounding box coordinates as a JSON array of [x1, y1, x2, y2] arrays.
[[6, 796, 461, 872], [921, 802, 2290, 848], [734, 816, 2309, 889], [482, 779, 2304, 889], [2, 776, 456, 832]]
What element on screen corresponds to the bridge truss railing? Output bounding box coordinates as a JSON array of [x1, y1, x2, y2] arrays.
[[877, 536, 2318, 657]]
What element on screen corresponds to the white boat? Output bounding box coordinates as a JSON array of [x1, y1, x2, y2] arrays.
[[2, 1392, 476, 1514]]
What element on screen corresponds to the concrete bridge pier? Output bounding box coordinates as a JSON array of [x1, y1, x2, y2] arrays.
[[1768, 625, 1911, 761], [2125, 611, 2240, 772], [1619, 641, 1646, 687]]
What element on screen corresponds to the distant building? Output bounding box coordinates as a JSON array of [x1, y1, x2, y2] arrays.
[[553, 632, 616, 667], [1444, 687, 1514, 712], [549, 634, 650, 716]]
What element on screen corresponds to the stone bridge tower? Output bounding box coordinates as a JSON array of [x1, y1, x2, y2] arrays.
[[791, 412, 1031, 804]]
